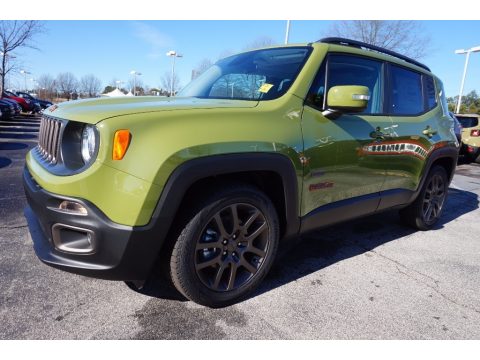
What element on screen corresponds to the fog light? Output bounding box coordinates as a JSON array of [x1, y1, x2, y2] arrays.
[[58, 200, 88, 215]]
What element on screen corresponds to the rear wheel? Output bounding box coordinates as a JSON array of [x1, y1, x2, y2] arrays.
[[169, 186, 279, 308], [400, 166, 448, 230]]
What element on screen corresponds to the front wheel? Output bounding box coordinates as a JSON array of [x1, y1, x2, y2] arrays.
[[400, 166, 448, 230], [169, 186, 279, 308]]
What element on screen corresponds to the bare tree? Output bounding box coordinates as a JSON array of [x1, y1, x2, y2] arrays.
[[80, 74, 102, 98], [243, 36, 276, 51], [37, 73, 56, 100], [0, 21, 44, 94], [326, 20, 431, 60], [192, 58, 213, 80], [161, 71, 181, 96], [56, 72, 78, 100]]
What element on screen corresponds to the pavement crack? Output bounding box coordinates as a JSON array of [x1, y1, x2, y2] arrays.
[[0, 225, 27, 230], [355, 241, 480, 316]]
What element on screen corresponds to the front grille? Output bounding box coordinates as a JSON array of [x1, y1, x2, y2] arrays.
[[38, 116, 62, 164]]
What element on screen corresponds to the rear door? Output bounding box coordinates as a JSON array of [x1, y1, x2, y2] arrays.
[[377, 65, 440, 209], [301, 53, 393, 216]]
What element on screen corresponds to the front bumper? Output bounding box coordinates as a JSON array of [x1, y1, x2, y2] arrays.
[[23, 166, 165, 281]]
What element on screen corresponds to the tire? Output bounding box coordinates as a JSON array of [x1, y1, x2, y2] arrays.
[[400, 165, 448, 231], [169, 185, 279, 308]]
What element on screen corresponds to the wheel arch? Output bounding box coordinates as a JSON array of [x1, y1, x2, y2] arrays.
[[149, 153, 301, 248], [411, 145, 458, 203]]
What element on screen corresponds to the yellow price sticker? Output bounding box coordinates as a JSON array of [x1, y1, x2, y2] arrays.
[[259, 83, 274, 93]]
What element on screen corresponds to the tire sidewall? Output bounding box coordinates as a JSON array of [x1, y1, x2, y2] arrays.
[[417, 166, 448, 229], [171, 188, 279, 307]]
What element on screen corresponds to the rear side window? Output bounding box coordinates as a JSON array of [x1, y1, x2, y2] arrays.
[[424, 75, 437, 110], [389, 65, 423, 115], [456, 116, 479, 128]]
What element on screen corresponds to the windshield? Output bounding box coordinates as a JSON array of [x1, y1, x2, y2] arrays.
[[179, 46, 312, 101]]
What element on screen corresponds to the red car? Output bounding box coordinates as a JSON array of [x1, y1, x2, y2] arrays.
[[2, 90, 34, 113]]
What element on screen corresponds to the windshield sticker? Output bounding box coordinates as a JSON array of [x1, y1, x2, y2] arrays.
[[259, 83, 274, 93]]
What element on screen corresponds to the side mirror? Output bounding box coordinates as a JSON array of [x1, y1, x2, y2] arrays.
[[326, 85, 370, 113]]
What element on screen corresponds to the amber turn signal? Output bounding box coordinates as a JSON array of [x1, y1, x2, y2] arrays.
[[113, 130, 131, 160]]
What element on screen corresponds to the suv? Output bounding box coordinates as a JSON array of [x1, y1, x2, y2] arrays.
[[455, 113, 480, 162], [24, 38, 458, 307]]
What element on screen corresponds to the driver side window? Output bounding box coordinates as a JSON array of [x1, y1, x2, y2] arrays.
[[308, 54, 384, 114]]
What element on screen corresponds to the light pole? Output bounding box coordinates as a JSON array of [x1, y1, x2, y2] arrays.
[[285, 20, 291, 44], [455, 46, 480, 114], [130, 71, 142, 96], [116, 80, 124, 90], [166, 50, 183, 97], [30, 78, 38, 95], [20, 70, 31, 92]]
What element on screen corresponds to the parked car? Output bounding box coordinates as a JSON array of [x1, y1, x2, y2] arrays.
[[455, 113, 480, 162], [24, 37, 458, 307], [16, 91, 53, 110], [32, 101, 42, 114], [2, 90, 34, 113], [0, 99, 16, 119], [0, 97, 22, 116], [449, 112, 462, 143]]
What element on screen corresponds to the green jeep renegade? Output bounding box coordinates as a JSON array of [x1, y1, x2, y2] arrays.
[[24, 38, 459, 307]]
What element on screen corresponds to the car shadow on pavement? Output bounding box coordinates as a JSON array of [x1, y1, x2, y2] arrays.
[[255, 187, 479, 299], [0, 156, 12, 169], [129, 187, 479, 306]]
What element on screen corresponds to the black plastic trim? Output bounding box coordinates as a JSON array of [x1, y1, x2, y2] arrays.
[[319, 37, 431, 72], [150, 153, 300, 240], [300, 192, 381, 234]]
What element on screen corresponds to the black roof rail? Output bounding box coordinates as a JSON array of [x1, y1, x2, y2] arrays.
[[318, 37, 431, 72]]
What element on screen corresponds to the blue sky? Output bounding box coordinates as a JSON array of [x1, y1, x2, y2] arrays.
[[8, 20, 480, 98]]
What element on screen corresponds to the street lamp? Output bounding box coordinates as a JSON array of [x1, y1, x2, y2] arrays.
[[115, 80, 124, 90], [20, 70, 31, 92], [166, 50, 183, 97], [285, 20, 291, 44], [455, 46, 480, 113], [130, 70, 142, 96]]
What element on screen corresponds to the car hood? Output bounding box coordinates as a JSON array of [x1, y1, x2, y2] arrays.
[[45, 96, 259, 124]]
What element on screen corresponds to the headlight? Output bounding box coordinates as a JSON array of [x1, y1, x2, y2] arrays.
[[81, 125, 97, 164]]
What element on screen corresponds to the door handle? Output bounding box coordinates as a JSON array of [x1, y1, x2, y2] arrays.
[[422, 125, 438, 138], [370, 127, 392, 140]]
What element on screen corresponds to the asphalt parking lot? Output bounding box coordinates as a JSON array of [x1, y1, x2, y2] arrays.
[[1, 115, 479, 339]]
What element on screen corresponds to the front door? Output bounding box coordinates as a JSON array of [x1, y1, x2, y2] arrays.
[[301, 53, 393, 217]]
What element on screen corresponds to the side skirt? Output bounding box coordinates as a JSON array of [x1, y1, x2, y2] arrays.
[[299, 189, 414, 235]]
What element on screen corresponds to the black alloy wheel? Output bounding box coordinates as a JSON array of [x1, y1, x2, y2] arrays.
[[422, 172, 446, 225], [170, 186, 279, 307], [194, 203, 269, 292], [400, 165, 448, 230]]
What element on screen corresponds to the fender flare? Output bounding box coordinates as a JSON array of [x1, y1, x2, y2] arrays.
[[147, 152, 301, 240]]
